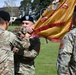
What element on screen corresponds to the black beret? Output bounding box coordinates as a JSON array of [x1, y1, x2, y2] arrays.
[[21, 15, 34, 22], [0, 11, 10, 22]]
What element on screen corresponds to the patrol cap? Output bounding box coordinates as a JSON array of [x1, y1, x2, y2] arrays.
[[21, 15, 34, 22], [0, 11, 10, 22]]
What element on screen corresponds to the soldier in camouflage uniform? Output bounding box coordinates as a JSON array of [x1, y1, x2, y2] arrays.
[[0, 11, 30, 75], [56, 6, 76, 75], [14, 15, 40, 75]]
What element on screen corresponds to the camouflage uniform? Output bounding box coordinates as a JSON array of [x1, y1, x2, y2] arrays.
[[14, 37, 40, 75], [0, 27, 30, 75], [57, 27, 76, 75], [13, 27, 40, 75]]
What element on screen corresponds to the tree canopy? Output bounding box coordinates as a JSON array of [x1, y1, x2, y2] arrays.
[[20, 0, 53, 20]]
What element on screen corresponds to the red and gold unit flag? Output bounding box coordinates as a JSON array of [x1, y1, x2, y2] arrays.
[[33, 0, 76, 42]]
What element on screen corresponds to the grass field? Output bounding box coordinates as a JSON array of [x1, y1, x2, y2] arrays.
[[8, 25, 60, 75], [35, 38, 60, 75], [8, 25, 21, 30]]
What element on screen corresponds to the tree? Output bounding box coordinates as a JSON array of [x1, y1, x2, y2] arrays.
[[4, 0, 17, 17], [19, 0, 31, 15], [20, 0, 53, 20]]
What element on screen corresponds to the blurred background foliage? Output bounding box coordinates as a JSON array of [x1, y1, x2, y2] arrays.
[[19, 0, 53, 20]]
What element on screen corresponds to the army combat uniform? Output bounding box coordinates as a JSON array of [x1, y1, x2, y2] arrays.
[[12, 27, 40, 75], [57, 27, 76, 75], [14, 36, 40, 75], [0, 28, 30, 75]]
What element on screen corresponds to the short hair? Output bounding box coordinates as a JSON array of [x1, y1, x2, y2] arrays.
[[0, 17, 5, 24]]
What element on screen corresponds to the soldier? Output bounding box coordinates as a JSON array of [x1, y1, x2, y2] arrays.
[[14, 15, 40, 75], [56, 6, 76, 75], [0, 11, 30, 75]]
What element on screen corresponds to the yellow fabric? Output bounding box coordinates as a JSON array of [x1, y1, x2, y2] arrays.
[[33, 0, 76, 42]]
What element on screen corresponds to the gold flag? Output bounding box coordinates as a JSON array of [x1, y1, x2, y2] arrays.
[[33, 0, 76, 42]]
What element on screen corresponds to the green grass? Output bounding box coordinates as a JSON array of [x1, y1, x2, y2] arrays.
[[8, 25, 21, 30], [8, 25, 60, 75], [35, 38, 60, 75]]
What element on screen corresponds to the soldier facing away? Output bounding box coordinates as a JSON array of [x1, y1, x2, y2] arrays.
[[0, 11, 30, 75], [57, 6, 76, 75]]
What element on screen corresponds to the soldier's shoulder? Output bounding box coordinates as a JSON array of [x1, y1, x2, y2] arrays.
[[5, 30, 14, 35], [62, 28, 76, 41], [5, 30, 16, 39], [68, 28, 76, 36]]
